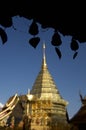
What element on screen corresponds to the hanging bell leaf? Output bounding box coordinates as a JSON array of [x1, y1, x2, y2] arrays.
[[0, 27, 7, 44], [51, 32, 62, 46], [29, 20, 39, 36], [29, 37, 40, 48], [70, 38, 79, 51], [55, 47, 62, 59], [73, 51, 78, 59]]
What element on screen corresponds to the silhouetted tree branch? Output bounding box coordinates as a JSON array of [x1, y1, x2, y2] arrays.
[[0, 1, 86, 59]]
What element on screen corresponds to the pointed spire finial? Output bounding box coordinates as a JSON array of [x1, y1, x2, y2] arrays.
[[43, 42, 46, 59], [42, 42, 47, 69]]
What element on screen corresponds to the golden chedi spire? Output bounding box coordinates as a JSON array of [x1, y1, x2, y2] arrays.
[[5, 43, 69, 130], [30, 43, 68, 106]]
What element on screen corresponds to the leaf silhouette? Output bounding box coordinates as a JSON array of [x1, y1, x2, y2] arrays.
[[73, 51, 78, 59], [0, 28, 7, 44], [70, 38, 79, 51], [55, 47, 62, 59], [51, 32, 62, 46], [29, 20, 39, 36], [29, 37, 40, 48]]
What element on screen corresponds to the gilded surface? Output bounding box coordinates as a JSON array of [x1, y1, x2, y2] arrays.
[[0, 44, 70, 130]]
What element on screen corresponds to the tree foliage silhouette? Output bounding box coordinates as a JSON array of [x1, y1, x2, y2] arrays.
[[0, 1, 86, 59]]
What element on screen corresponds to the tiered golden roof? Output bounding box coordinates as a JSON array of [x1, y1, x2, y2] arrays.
[[30, 43, 68, 106]]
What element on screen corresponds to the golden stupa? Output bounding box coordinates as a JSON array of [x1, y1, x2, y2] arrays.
[[26, 43, 69, 130], [0, 43, 70, 130]]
